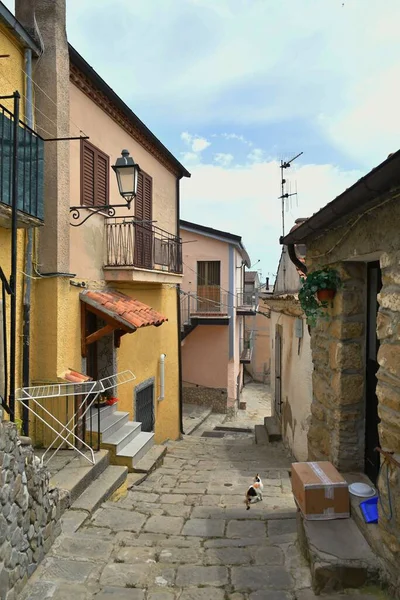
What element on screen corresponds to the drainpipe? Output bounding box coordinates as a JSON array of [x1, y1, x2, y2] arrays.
[[287, 244, 307, 275], [22, 48, 33, 435], [159, 354, 166, 400], [176, 177, 184, 434]]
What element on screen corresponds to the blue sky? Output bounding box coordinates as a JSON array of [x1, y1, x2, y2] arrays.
[[6, 0, 400, 280]]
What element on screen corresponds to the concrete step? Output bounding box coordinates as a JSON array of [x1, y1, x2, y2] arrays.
[[102, 421, 142, 454], [114, 432, 155, 471], [89, 402, 117, 421], [297, 512, 383, 594], [264, 416, 282, 442], [133, 444, 167, 474], [86, 410, 129, 437], [255, 424, 269, 445], [71, 465, 128, 515], [50, 449, 109, 513]]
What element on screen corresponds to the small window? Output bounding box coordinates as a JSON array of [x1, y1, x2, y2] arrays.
[[197, 261, 220, 286], [80, 139, 109, 207]]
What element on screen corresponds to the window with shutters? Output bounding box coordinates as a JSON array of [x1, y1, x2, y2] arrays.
[[197, 261, 221, 311], [134, 171, 153, 269], [80, 139, 110, 207]]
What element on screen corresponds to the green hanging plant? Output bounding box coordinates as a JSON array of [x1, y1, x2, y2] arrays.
[[299, 268, 341, 327]]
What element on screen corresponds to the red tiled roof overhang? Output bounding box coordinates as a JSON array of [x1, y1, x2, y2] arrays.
[[80, 289, 168, 332]]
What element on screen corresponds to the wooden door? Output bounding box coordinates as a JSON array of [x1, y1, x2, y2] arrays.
[[197, 261, 221, 312], [365, 262, 382, 483]]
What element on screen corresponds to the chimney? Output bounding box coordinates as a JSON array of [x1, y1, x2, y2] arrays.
[[266, 277, 269, 290], [16, 0, 70, 273]]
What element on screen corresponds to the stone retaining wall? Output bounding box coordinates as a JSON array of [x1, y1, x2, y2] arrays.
[[0, 421, 61, 598], [183, 385, 228, 413]]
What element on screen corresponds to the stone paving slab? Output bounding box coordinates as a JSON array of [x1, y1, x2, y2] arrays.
[[20, 431, 387, 600]]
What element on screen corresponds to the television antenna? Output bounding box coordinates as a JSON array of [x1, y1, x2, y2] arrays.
[[279, 151, 303, 237]]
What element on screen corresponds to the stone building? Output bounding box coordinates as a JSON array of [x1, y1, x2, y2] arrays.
[[281, 150, 400, 590]]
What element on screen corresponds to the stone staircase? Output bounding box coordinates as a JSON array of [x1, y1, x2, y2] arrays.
[[255, 415, 282, 444], [85, 402, 162, 472]]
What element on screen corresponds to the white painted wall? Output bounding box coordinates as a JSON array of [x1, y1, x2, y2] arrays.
[[270, 310, 313, 461]]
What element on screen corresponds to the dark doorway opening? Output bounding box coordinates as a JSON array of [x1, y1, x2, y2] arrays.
[[135, 380, 154, 432], [275, 324, 282, 418], [365, 261, 382, 484]]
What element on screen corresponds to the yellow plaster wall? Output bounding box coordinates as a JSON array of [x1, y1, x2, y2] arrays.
[[116, 284, 180, 444], [0, 24, 27, 422]]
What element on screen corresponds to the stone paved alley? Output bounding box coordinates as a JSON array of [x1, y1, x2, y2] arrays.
[[20, 425, 385, 600]]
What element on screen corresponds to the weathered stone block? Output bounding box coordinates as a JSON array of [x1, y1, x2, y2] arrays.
[[312, 374, 334, 409], [378, 343, 400, 379], [332, 373, 364, 405], [329, 319, 364, 340], [378, 422, 400, 453], [329, 341, 363, 370], [332, 290, 365, 317], [307, 423, 331, 458], [377, 311, 395, 340], [379, 290, 400, 313]]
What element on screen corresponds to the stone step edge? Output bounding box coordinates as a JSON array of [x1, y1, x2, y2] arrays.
[[70, 465, 128, 515], [132, 445, 167, 474], [184, 407, 213, 436], [50, 449, 110, 515]]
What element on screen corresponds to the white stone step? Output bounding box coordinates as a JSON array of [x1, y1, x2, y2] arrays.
[[89, 402, 117, 421], [102, 421, 142, 454], [86, 411, 129, 437], [116, 432, 155, 468]]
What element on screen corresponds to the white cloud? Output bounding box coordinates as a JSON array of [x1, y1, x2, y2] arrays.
[[181, 158, 362, 278], [214, 153, 234, 167], [191, 137, 211, 153], [181, 131, 211, 154], [221, 133, 253, 147], [181, 152, 201, 165], [247, 148, 264, 163]]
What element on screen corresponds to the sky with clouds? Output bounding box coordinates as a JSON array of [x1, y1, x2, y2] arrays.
[[5, 0, 400, 280]]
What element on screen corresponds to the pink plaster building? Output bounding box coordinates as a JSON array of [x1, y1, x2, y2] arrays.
[[179, 220, 255, 415]]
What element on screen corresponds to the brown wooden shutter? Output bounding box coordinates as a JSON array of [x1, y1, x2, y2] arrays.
[[81, 140, 109, 207], [134, 171, 153, 269]]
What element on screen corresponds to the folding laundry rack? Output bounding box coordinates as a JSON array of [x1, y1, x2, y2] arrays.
[[16, 370, 136, 466]]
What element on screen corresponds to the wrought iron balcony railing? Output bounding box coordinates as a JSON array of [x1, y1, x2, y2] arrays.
[[105, 217, 182, 274], [0, 103, 44, 222]]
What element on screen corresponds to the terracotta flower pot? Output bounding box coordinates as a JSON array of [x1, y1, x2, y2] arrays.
[[316, 288, 336, 302], [106, 397, 118, 406]]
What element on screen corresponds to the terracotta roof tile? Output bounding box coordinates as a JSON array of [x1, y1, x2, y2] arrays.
[[59, 369, 92, 383], [80, 289, 168, 331]]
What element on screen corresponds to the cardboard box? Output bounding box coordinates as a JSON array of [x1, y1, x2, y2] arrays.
[[291, 461, 349, 520]]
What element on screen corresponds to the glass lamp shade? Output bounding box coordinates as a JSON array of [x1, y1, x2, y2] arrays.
[[112, 150, 140, 199]]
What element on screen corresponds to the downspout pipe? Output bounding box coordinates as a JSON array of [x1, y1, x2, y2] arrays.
[[22, 48, 33, 435], [287, 244, 307, 276], [176, 177, 184, 434], [159, 354, 166, 400]]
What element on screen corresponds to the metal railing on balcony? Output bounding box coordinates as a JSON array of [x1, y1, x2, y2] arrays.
[[180, 288, 230, 324], [237, 290, 257, 307], [0, 104, 44, 221], [240, 329, 254, 363], [105, 217, 182, 274]]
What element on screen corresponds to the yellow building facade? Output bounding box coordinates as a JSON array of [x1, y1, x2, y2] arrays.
[[0, 11, 43, 427]]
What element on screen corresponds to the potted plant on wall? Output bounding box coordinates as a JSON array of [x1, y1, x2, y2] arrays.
[[299, 268, 341, 327]]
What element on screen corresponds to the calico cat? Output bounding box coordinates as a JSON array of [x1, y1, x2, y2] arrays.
[[245, 474, 263, 510]]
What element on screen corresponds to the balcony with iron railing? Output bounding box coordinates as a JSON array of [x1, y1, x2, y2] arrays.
[[104, 217, 182, 283], [180, 288, 230, 339], [0, 103, 44, 227], [240, 329, 254, 364], [237, 289, 258, 315]]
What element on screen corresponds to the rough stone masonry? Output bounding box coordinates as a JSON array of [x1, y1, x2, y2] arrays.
[[0, 421, 61, 599]]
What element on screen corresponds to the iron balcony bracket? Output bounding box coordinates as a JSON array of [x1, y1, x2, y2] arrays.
[[69, 201, 134, 227]]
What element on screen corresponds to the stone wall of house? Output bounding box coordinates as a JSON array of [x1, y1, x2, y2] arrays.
[[0, 422, 61, 598], [303, 192, 400, 591], [183, 385, 228, 414], [375, 250, 400, 582], [306, 262, 367, 472]]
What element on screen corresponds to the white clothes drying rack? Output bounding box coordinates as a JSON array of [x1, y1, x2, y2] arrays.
[[16, 370, 136, 466]]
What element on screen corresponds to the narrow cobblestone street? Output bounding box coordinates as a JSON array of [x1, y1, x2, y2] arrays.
[[21, 427, 384, 600]]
